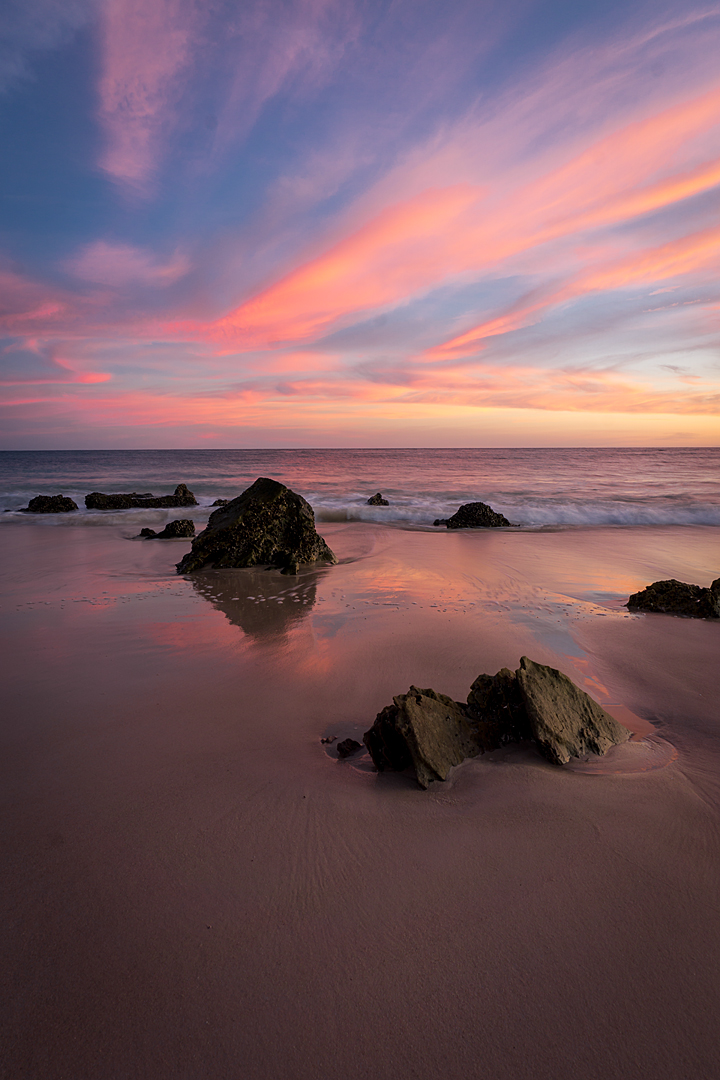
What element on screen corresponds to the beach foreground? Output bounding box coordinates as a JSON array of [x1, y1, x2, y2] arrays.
[[1, 519, 719, 1080]]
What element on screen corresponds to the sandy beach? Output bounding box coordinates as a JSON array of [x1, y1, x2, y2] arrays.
[[1, 518, 719, 1080]]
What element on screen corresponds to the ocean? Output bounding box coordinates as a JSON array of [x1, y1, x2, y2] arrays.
[[1, 447, 719, 528]]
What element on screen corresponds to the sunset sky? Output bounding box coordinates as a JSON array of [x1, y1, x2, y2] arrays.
[[1, 0, 719, 448]]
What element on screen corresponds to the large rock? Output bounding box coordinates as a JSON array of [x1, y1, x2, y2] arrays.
[[466, 667, 531, 750], [176, 477, 336, 574], [627, 578, 720, 619], [363, 658, 631, 786], [363, 687, 481, 789], [85, 484, 197, 510], [444, 502, 512, 528], [140, 519, 195, 540], [22, 494, 78, 513], [516, 656, 630, 765]]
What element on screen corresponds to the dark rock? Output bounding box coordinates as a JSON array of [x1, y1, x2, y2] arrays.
[[212, 498, 229, 506], [176, 477, 336, 574], [516, 656, 630, 765], [627, 577, 720, 619], [364, 658, 632, 786], [466, 667, 531, 750], [321, 736, 336, 745], [140, 519, 195, 540], [336, 738, 363, 758], [433, 518, 449, 527], [85, 484, 198, 510], [444, 501, 512, 528], [22, 494, 78, 513], [363, 686, 481, 789], [367, 492, 389, 506]]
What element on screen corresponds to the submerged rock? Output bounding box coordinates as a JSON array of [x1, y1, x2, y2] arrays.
[[139, 519, 195, 540], [627, 578, 720, 619], [363, 658, 631, 786], [176, 477, 336, 574], [363, 686, 482, 789], [22, 494, 78, 513], [516, 656, 630, 765], [85, 484, 197, 510], [444, 501, 512, 528], [367, 492, 389, 505]]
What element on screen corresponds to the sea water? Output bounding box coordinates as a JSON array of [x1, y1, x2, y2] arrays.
[[0, 447, 718, 528]]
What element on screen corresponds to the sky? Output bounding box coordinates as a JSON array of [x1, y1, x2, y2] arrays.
[[1, 0, 719, 448]]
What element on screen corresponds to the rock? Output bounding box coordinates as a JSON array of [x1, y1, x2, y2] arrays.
[[516, 656, 630, 765], [433, 518, 449, 527], [363, 658, 632, 786], [85, 484, 198, 510], [466, 667, 531, 750], [140, 519, 195, 540], [176, 477, 336, 574], [627, 578, 720, 619], [444, 502, 512, 528], [336, 738, 363, 758], [367, 492, 389, 505], [22, 494, 78, 513], [363, 686, 481, 789], [212, 498, 229, 506], [320, 736, 336, 745]]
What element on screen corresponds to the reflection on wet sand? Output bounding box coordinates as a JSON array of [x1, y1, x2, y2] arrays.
[[190, 566, 320, 639]]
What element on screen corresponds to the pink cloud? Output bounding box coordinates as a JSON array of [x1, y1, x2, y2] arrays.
[[66, 241, 189, 287], [97, 0, 199, 188]]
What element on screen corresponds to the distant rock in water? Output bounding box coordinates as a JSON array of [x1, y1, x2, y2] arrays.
[[139, 519, 195, 540], [86, 484, 198, 510], [367, 492, 389, 505], [176, 477, 336, 574], [627, 578, 720, 619], [363, 657, 630, 787], [22, 494, 78, 513], [444, 501, 512, 528], [212, 498, 229, 506]]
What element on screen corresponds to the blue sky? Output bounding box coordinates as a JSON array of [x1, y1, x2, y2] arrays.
[[1, 0, 719, 447]]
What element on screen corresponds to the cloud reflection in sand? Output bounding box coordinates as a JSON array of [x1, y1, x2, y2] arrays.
[[190, 566, 320, 641]]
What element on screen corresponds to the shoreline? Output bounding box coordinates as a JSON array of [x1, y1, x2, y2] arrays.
[[1, 519, 719, 1079]]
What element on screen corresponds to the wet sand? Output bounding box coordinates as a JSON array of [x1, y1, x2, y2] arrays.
[[1, 520, 719, 1080]]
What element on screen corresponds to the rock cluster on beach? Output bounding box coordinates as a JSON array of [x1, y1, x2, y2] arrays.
[[176, 477, 336, 575], [434, 501, 512, 528], [22, 494, 78, 513], [363, 656, 631, 788], [627, 577, 720, 619], [85, 484, 198, 510], [139, 519, 195, 540], [367, 492, 389, 505]]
